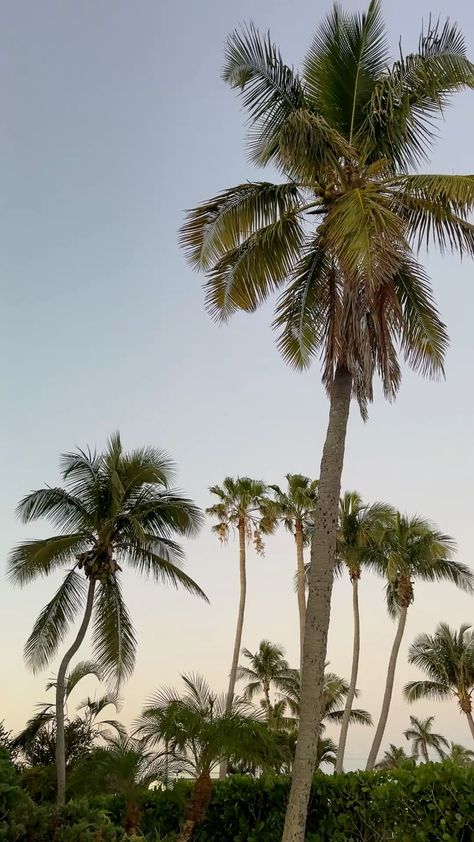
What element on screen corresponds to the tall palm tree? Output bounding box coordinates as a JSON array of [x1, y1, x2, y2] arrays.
[[447, 742, 474, 767], [8, 433, 205, 805], [404, 623, 474, 742], [264, 475, 318, 667], [403, 715, 448, 762], [179, 2, 474, 835], [375, 744, 414, 770], [206, 478, 268, 726], [135, 673, 278, 842], [335, 493, 394, 772], [237, 640, 296, 713], [366, 518, 473, 769]]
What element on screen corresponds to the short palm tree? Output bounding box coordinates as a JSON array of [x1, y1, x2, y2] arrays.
[[366, 516, 473, 769], [69, 736, 163, 834], [447, 742, 474, 767], [335, 493, 394, 772], [236, 640, 296, 713], [206, 477, 268, 753], [180, 2, 474, 835], [12, 660, 124, 760], [264, 476, 318, 666], [403, 715, 448, 762], [404, 623, 474, 742], [375, 744, 415, 770], [8, 433, 205, 805], [135, 673, 278, 842]]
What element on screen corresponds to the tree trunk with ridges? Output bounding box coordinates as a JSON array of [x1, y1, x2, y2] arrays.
[[56, 577, 96, 806], [335, 575, 360, 773], [219, 518, 246, 779], [366, 603, 408, 770], [295, 522, 306, 675], [177, 773, 213, 842], [282, 366, 352, 842]]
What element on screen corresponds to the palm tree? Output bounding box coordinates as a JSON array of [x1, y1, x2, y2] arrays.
[[179, 2, 474, 834], [11, 660, 124, 761], [446, 742, 474, 767], [236, 640, 296, 713], [335, 493, 394, 772], [69, 736, 163, 834], [279, 666, 372, 733], [206, 476, 268, 777], [264, 476, 318, 666], [135, 673, 278, 842], [404, 623, 474, 742], [375, 744, 415, 770], [366, 517, 473, 770], [8, 433, 206, 805], [403, 715, 448, 762]]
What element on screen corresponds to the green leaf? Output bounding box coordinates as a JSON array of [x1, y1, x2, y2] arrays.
[[24, 569, 87, 673]]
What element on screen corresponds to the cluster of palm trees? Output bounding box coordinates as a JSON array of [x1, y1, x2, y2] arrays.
[[206, 476, 473, 773], [7, 433, 474, 825], [5, 0, 474, 839]]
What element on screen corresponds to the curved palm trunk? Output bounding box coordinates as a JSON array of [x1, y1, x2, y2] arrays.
[[219, 519, 246, 779], [335, 576, 360, 773], [465, 710, 474, 741], [55, 577, 96, 806], [295, 522, 306, 674], [177, 773, 213, 842], [366, 604, 408, 770], [421, 742, 429, 763], [282, 367, 352, 842]]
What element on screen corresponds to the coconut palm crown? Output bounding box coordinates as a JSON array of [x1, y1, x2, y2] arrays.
[[180, 3, 474, 413]]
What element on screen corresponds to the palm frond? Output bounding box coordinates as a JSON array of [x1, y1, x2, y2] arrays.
[[8, 533, 88, 585], [180, 181, 305, 271], [92, 577, 137, 687], [404, 680, 452, 703], [203, 214, 305, 322], [124, 544, 208, 601], [363, 18, 474, 168], [64, 660, 103, 698], [16, 487, 92, 532], [274, 242, 331, 369], [223, 23, 304, 166], [394, 257, 448, 379], [326, 708, 373, 727], [303, 0, 389, 140], [392, 174, 474, 256], [24, 569, 86, 673]]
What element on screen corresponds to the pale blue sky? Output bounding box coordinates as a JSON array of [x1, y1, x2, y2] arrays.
[[1, 0, 474, 768]]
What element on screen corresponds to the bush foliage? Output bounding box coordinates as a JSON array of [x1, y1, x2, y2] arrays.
[[2, 748, 474, 841]]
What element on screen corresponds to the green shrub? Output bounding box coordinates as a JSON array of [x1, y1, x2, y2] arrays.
[[95, 764, 474, 841]]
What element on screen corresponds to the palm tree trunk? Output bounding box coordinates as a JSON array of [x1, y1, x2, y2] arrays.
[[55, 577, 96, 806], [177, 773, 213, 842], [295, 523, 306, 674], [335, 576, 360, 773], [465, 710, 474, 741], [219, 518, 246, 779], [282, 366, 352, 842], [366, 604, 408, 771], [421, 743, 429, 763]]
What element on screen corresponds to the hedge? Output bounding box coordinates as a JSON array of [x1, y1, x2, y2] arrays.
[[94, 765, 474, 841], [4, 747, 474, 840]]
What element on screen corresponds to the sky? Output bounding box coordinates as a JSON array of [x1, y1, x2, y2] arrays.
[[1, 0, 474, 770]]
